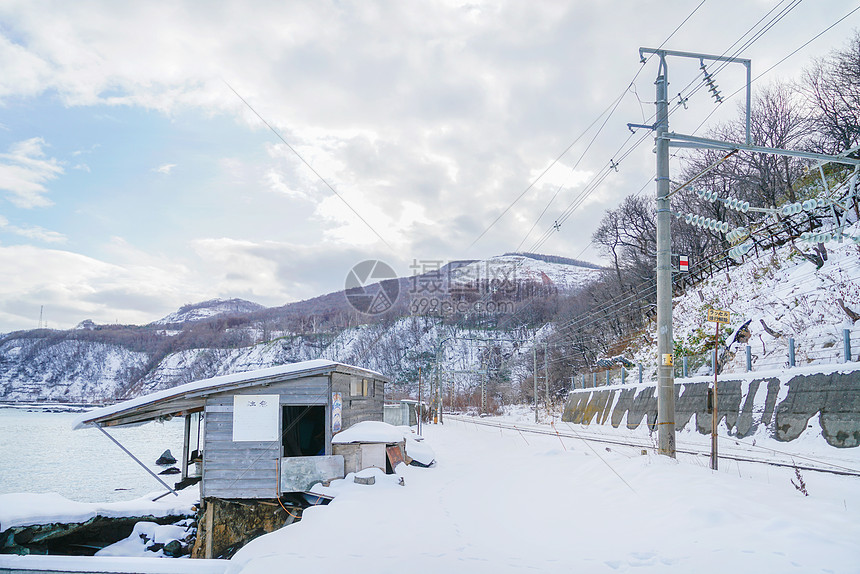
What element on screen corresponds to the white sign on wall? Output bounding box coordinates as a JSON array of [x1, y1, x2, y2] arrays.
[[232, 394, 279, 442]]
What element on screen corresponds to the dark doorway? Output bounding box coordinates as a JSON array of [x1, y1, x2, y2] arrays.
[[282, 405, 326, 457]]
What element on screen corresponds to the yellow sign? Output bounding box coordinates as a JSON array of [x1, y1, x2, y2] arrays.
[[707, 308, 730, 324], [661, 353, 674, 366]]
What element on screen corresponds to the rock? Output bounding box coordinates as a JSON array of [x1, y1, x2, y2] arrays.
[[163, 539, 184, 557], [159, 467, 180, 475], [354, 475, 375, 485], [147, 542, 164, 553], [156, 450, 177, 466]]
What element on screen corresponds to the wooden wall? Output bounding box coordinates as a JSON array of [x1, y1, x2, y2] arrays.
[[200, 369, 386, 499], [331, 371, 385, 429], [201, 375, 329, 499]]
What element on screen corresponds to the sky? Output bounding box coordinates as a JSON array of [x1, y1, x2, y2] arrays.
[[0, 0, 857, 332]]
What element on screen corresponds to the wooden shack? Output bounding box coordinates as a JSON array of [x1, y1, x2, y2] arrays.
[[76, 359, 388, 499]]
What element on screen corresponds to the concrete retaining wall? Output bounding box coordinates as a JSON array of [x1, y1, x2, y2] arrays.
[[561, 363, 860, 448]]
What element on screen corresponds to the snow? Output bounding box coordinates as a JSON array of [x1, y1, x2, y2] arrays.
[[0, 488, 198, 531], [332, 421, 406, 444], [647, 220, 860, 377], [0, 555, 227, 573], [331, 421, 436, 465], [226, 421, 859, 573], [97, 521, 192, 558], [405, 436, 435, 466]]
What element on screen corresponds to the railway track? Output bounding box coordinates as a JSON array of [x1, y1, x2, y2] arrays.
[[447, 415, 860, 478]]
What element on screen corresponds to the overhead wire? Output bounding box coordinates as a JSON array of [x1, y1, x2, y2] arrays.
[[473, 0, 708, 252]]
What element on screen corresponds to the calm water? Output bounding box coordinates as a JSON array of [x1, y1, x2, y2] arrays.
[[0, 407, 184, 503]]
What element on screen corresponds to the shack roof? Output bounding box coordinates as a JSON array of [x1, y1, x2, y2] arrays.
[[73, 359, 388, 430]]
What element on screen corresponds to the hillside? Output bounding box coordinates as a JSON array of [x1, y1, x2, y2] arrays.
[[0, 253, 600, 403]]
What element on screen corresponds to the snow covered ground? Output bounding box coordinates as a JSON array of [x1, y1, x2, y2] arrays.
[[226, 419, 859, 574], [1, 414, 857, 573]]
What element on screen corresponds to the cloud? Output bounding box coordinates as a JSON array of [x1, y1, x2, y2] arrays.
[[0, 0, 853, 332], [0, 215, 67, 243], [0, 241, 210, 330], [0, 138, 63, 208]]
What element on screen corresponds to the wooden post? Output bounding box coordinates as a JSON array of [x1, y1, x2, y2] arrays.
[[711, 321, 719, 471], [204, 499, 214, 559], [181, 415, 191, 480]]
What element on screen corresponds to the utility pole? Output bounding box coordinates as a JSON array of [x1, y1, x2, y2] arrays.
[[480, 347, 486, 415], [543, 342, 550, 410], [654, 53, 676, 458], [637, 45, 859, 459], [533, 346, 539, 423], [418, 367, 422, 436]]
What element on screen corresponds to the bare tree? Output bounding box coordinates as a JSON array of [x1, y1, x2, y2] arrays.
[[803, 31, 860, 155]]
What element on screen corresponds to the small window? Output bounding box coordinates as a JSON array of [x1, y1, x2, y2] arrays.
[[350, 377, 365, 397]]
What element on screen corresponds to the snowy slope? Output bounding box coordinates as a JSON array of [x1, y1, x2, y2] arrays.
[[151, 298, 264, 326], [0, 338, 148, 402], [450, 253, 603, 292], [653, 220, 860, 374]]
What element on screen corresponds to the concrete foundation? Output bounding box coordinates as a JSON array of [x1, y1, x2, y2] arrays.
[[562, 365, 860, 448]]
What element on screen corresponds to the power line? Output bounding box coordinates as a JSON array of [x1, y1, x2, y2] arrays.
[[469, 0, 708, 252], [223, 80, 392, 249]]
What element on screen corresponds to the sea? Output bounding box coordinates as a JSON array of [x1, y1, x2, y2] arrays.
[[0, 406, 184, 503]]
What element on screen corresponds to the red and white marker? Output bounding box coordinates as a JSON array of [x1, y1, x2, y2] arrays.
[[679, 255, 689, 272]]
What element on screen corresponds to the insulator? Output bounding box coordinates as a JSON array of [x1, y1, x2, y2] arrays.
[[802, 199, 818, 211], [781, 202, 803, 216], [727, 198, 750, 213], [720, 221, 729, 233]]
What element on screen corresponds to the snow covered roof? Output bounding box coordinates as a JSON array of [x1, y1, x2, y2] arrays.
[[332, 421, 407, 444], [74, 359, 389, 430]]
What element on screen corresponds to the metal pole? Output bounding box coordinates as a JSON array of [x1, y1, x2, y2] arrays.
[[789, 337, 796, 368], [682, 356, 688, 378], [746, 345, 752, 372], [93, 424, 179, 497], [544, 342, 550, 408], [844, 329, 851, 363], [533, 346, 539, 423], [638, 363, 643, 384], [480, 350, 486, 415], [418, 367, 422, 436], [711, 322, 719, 470], [655, 54, 676, 457]]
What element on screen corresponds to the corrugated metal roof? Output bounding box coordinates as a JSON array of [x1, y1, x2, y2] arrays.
[[73, 359, 389, 429]]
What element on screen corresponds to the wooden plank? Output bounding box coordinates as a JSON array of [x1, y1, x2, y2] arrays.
[[386, 445, 405, 469], [204, 469, 277, 480], [279, 455, 344, 492], [203, 489, 277, 499]]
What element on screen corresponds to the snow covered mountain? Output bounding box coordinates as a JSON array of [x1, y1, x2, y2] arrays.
[[151, 298, 265, 326]]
